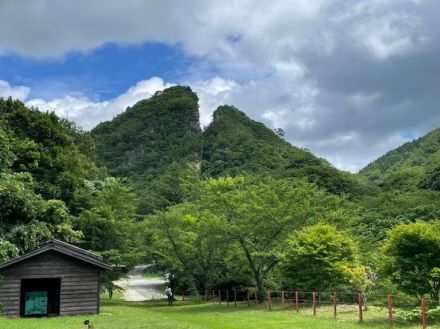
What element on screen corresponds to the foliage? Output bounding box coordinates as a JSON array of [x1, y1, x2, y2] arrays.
[[0, 98, 99, 208], [382, 221, 440, 301], [282, 224, 359, 291], [99, 249, 139, 299], [149, 175, 356, 298], [147, 202, 246, 293], [91, 86, 202, 215], [0, 172, 81, 253], [73, 177, 138, 252], [360, 127, 440, 193], [0, 98, 139, 283], [0, 239, 19, 263], [201, 105, 376, 199], [0, 127, 13, 172]]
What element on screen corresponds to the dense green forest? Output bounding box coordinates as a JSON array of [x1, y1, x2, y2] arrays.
[[360, 128, 440, 192], [1, 86, 440, 304]]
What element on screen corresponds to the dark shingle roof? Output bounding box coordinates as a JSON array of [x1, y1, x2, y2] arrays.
[[0, 239, 112, 271]]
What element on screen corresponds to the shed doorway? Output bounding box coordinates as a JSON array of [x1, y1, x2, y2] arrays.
[[20, 278, 61, 317]]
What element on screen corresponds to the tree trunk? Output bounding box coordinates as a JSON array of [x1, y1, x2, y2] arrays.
[[255, 271, 265, 303]]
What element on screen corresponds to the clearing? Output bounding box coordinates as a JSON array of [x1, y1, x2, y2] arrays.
[[0, 296, 426, 329]]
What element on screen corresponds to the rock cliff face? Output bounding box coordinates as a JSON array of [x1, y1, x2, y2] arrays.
[[91, 86, 202, 179]]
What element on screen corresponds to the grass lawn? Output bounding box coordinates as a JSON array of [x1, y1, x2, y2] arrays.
[[0, 296, 426, 329], [142, 273, 162, 279]]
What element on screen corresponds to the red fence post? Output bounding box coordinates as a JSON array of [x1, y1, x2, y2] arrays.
[[387, 294, 394, 327], [358, 293, 364, 322], [312, 292, 317, 316], [421, 299, 427, 329], [295, 291, 299, 313], [234, 289, 237, 307], [333, 292, 337, 319], [281, 291, 285, 308], [226, 290, 229, 306], [268, 290, 272, 310]]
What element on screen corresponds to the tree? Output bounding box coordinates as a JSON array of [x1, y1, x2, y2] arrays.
[[382, 221, 440, 302], [74, 177, 138, 252], [146, 202, 243, 294], [0, 98, 99, 208], [0, 127, 13, 172], [196, 176, 352, 300], [282, 224, 358, 291], [0, 172, 81, 253], [0, 239, 18, 263]]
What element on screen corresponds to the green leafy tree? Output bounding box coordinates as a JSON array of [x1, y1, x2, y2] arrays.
[[195, 176, 352, 299], [0, 98, 99, 208], [74, 177, 138, 252], [0, 172, 81, 253], [282, 224, 358, 291], [0, 127, 13, 172], [382, 221, 440, 302], [0, 239, 18, 263], [147, 203, 244, 293]]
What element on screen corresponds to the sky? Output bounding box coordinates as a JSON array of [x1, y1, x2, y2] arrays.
[[0, 0, 439, 173]]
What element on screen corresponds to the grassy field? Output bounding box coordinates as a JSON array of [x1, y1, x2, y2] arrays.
[[142, 273, 162, 279], [0, 296, 426, 329]]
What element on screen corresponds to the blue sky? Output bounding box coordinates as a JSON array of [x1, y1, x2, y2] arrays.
[[1, 0, 439, 172], [0, 43, 190, 100]]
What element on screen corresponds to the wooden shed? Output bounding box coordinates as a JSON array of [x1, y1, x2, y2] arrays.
[[0, 239, 111, 317]]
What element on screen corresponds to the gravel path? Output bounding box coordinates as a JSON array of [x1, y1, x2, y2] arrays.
[[114, 265, 166, 301]]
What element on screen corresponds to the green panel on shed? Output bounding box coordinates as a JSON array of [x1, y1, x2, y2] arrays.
[[25, 291, 48, 315]]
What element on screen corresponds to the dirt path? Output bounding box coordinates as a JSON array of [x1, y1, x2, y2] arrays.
[[114, 265, 165, 301]]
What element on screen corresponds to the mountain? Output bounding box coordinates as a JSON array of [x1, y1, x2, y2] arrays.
[[201, 105, 374, 197], [91, 86, 375, 213], [359, 128, 440, 191], [91, 86, 202, 178], [91, 86, 202, 214]]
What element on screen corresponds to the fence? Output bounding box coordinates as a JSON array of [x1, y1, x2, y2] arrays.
[[192, 289, 440, 328]]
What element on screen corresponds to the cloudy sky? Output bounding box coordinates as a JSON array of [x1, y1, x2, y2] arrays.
[[0, 0, 439, 172]]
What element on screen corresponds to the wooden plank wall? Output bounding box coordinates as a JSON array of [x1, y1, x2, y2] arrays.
[[0, 250, 100, 317]]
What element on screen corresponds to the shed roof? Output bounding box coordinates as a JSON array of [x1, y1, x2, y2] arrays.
[[0, 239, 112, 271]]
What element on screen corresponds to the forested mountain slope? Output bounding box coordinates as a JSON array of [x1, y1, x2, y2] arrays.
[[92, 87, 375, 212], [359, 128, 440, 191], [201, 105, 375, 197], [91, 86, 202, 214], [91, 86, 202, 178]]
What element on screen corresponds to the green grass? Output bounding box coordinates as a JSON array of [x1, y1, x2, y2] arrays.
[[0, 296, 428, 329], [142, 273, 162, 279]]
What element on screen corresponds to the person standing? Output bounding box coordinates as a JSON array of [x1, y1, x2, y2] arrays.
[[164, 286, 173, 306]]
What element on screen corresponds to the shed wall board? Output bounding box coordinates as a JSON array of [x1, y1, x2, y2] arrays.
[[0, 250, 100, 317]]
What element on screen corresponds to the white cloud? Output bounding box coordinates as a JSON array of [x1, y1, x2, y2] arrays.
[[191, 77, 238, 127], [0, 80, 30, 101], [26, 77, 173, 130], [2, 0, 414, 61], [1, 0, 438, 173]]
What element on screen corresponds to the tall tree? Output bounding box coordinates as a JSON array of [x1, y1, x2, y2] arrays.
[[147, 203, 242, 293], [196, 176, 352, 299], [282, 224, 358, 291], [382, 221, 440, 302]]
